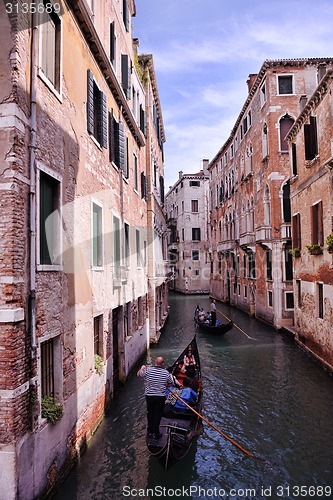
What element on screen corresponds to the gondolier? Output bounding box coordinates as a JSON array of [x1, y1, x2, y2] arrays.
[[210, 299, 217, 326], [137, 357, 179, 439]]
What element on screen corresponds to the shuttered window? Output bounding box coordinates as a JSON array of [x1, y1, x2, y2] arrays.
[[110, 22, 115, 64], [139, 104, 146, 136], [121, 54, 131, 99], [279, 115, 294, 151], [311, 201, 324, 246], [266, 250, 272, 280], [122, 0, 129, 31], [41, 339, 54, 397], [304, 116, 318, 160], [292, 143, 297, 176], [92, 203, 103, 267], [40, 7, 61, 91], [292, 213, 301, 249], [87, 70, 107, 148], [141, 172, 148, 201]]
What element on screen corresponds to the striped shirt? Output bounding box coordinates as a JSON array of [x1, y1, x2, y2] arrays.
[[139, 366, 174, 396]]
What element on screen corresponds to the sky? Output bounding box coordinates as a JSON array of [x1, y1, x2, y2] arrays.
[[132, 0, 333, 189]]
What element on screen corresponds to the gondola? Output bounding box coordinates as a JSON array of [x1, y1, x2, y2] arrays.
[[194, 311, 233, 335], [146, 336, 203, 470]]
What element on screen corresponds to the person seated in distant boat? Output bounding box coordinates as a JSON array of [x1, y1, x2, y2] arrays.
[[195, 305, 200, 318], [181, 346, 196, 373], [174, 378, 198, 412]]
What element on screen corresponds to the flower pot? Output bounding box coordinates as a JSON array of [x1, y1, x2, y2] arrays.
[[309, 248, 323, 255]]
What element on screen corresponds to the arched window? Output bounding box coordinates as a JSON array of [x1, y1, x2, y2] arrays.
[[279, 114, 294, 151]]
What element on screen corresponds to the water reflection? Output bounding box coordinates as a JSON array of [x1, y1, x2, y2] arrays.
[[54, 293, 333, 500]]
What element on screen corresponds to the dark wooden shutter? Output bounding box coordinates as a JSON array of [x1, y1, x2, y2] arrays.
[[141, 172, 144, 198], [310, 116, 318, 158], [159, 176, 164, 204], [140, 104, 146, 135], [121, 54, 130, 98], [109, 109, 115, 163], [304, 124, 312, 160], [100, 92, 108, 149], [292, 143, 297, 176], [280, 116, 294, 151], [292, 213, 301, 249], [144, 176, 149, 201], [87, 69, 94, 134], [318, 201, 324, 246], [123, 0, 129, 31], [110, 22, 115, 62]]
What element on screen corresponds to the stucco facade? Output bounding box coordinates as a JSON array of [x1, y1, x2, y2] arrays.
[[287, 67, 333, 371], [0, 1, 167, 498], [208, 58, 333, 329], [166, 164, 210, 294]]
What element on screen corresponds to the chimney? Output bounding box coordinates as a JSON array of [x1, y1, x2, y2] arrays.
[[246, 73, 258, 93], [202, 159, 209, 175], [178, 171, 183, 179]]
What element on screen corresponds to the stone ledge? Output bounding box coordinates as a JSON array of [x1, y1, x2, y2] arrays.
[[0, 308, 24, 323]]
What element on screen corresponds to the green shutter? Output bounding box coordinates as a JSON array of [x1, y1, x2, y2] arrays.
[[109, 109, 115, 163], [110, 22, 115, 62], [100, 92, 108, 149]]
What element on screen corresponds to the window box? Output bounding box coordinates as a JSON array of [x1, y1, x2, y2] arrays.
[[306, 244, 323, 255], [326, 233, 333, 253], [289, 248, 301, 258]]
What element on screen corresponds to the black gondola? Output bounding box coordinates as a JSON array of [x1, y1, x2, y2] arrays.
[[146, 336, 203, 470], [194, 310, 233, 335]]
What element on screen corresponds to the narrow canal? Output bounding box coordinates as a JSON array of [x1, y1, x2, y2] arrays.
[[53, 293, 333, 499]]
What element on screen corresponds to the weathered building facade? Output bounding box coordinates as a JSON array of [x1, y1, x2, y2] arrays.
[[166, 164, 210, 294], [286, 67, 333, 371], [208, 58, 333, 329], [0, 1, 167, 498]]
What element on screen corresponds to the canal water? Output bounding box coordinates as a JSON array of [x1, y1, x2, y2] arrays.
[[53, 293, 333, 499]]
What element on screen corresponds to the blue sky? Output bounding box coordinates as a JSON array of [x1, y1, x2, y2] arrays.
[[133, 0, 333, 189]]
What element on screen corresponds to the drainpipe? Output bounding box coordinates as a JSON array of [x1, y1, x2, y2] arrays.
[[29, 12, 38, 358]]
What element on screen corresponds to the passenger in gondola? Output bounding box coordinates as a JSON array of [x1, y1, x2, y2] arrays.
[[186, 365, 199, 391], [181, 346, 196, 373], [195, 305, 200, 318], [174, 378, 198, 412]]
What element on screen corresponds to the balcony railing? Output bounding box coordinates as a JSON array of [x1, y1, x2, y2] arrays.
[[239, 232, 255, 247], [217, 240, 236, 253], [255, 226, 272, 242], [281, 223, 292, 239]]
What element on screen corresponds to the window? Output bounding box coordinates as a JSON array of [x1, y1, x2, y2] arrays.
[[192, 250, 199, 261], [318, 283, 324, 319], [124, 223, 130, 266], [124, 136, 129, 179], [40, 5, 61, 92], [192, 228, 201, 241], [311, 201, 324, 246], [195, 269, 200, 276], [189, 180, 200, 187], [285, 246, 293, 281], [292, 213, 301, 249], [248, 251, 256, 278], [41, 339, 55, 397], [110, 22, 116, 67], [124, 302, 131, 338], [191, 200, 198, 213], [291, 143, 297, 176], [285, 292, 294, 310], [136, 229, 141, 266], [304, 116, 318, 161], [113, 216, 120, 277], [268, 290, 273, 307], [266, 250, 272, 280], [279, 115, 294, 151], [92, 203, 103, 268], [94, 315, 103, 356], [141, 172, 148, 201], [282, 181, 291, 223], [121, 54, 131, 99], [133, 154, 138, 191], [109, 110, 125, 169], [122, 0, 129, 31], [87, 70, 107, 148], [39, 170, 61, 266], [277, 75, 293, 95]]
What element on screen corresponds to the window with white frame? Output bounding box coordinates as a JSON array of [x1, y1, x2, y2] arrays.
[[277, 74, 294, 95], [94, 314, 103, 356], [113, 216, 120, 276], [260, 82, 266, 106], [40, 4, 61, 93], [38, 168, 61, 267], [192, 250, 199, 261], [285, 292, 294, 310]]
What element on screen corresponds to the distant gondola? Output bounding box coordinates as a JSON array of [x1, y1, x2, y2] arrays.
[[146, 336, 203, 470], [194, 309, 233, 335]]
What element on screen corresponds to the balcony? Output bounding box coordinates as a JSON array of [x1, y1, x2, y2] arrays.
[[281, 223, 292, 240], [239, 232, 255, 247], [217, 240, 236, 253], [255, 226, 272, 243]]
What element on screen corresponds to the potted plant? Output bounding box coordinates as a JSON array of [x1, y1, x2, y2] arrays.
[[94, 354, 104, 375], [326, 233, 333, 253], [306, 244, 323, 255], [41, 396, 63, 424], [289, 248, 301, 258]]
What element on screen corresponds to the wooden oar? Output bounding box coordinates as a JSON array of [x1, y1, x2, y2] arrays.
[[170, 390, 263, 461], [216, 307, 255, 340]]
